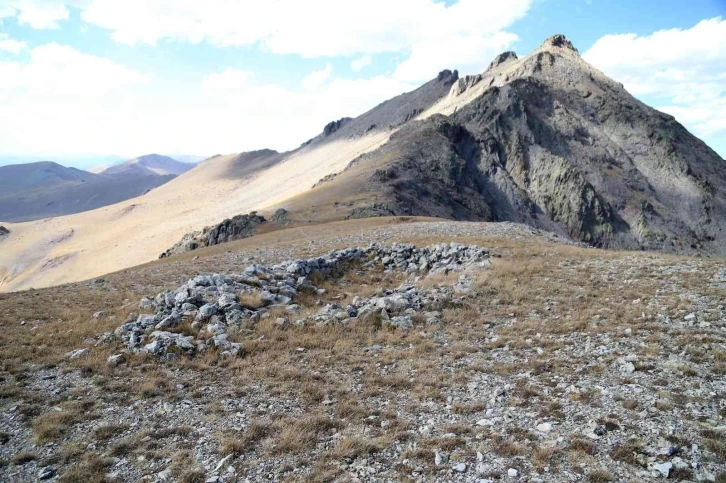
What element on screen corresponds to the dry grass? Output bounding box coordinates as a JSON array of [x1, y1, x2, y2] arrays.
[[569, 438, 598, 456], [11, 451, 36, 465], [93, 423, 129, 441], [219, 420, 273, 456], [239, 291, 266, 310], [33, 401, 98, 443], [136, 374, 174, 398], [588, 469, 612, 482], [533, 445, 557, 470], [272, 414, 342, 454], [610, 441, 642, 466], [330, 437, 382, 459], [58, 454, 114, 483]]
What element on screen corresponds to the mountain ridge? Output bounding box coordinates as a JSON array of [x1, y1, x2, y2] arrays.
[[0, 34, 724, 293], [278, 34, 725, 255]]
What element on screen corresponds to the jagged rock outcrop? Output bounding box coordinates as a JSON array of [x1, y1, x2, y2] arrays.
[[323, 118, 352, 136], [0, 226, 9, 237], [542, 33, 578, 52], [487, 51, 518, 71], [270, 208, 290, 225], [160, 212, 267, 258]]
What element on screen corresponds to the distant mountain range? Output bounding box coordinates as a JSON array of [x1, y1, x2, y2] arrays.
[[100, 154, 195, 177], [0, 154, 198, 222]]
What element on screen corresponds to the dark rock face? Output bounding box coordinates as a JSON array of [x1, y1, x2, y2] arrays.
[[487, 51, 518, 71], [323, 118, 352, 136], [205, 212, 266, 245], [0, 226, 9, 237], [160, 213, 266, 258], [270, 208, 290, 225], [437, 69, 459, 83], [543, 34, 578, 52]]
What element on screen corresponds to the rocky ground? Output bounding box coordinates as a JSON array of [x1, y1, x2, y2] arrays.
[[0, 219, 724, 482]]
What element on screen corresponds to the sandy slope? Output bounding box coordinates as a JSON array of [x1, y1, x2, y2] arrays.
[[0, 133, 390, 292]]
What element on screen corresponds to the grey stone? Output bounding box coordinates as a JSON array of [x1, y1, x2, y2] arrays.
[[107, 354, 125, 366], [38, 466, 56, 480], [67, 348, 89, 359]]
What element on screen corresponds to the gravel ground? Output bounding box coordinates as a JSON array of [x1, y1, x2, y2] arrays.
[[1, 220, 724, 482]]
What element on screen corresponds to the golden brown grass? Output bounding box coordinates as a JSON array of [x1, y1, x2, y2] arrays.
[[219, 420, 272, 456], [93, 423, 129, 441], [272, 413, 341, 454], [11, 451, 36, 465], [239, 291, 266, 309], [588, 469, 613, 482], [58, 454, 114, 483]]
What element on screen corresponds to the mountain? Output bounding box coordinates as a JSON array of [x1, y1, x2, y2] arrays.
[[285, 35, 726, 255], [0, 159, 177, 223], [100, 154, 195, 176], [0, 34, 724, 293]]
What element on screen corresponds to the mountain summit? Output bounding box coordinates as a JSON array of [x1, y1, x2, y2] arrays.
[[287, 34, 726, 255]]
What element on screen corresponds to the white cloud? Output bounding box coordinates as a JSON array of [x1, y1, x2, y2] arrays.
[[584, 17, 726, 144], [1, 1, 88, 29], [301, 63, 332, 90], [0, 0, 534, 157], [0, 40, 416, 157], [350, 55, 372, 72], [0, 43, 149, 156], [393, 31, 518, 82], [191, 68, 415, 153], [0, 33, 27, 54], [0, 43, 145, 97], [76, 0, 529, 82], [201, 69, 248, 92]]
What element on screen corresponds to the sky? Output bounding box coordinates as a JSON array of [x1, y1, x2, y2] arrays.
[[0, 0, 724, 169]]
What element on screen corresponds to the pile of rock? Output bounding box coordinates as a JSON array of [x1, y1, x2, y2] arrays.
[[307, 278, 475, 329], [108, 243, 490, 358]]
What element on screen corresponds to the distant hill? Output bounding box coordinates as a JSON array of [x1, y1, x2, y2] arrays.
[[100, 154, 195, 176], [0, 157, 185, 222]]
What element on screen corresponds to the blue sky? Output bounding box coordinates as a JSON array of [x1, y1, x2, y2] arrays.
[[0, 0, 724, 168]]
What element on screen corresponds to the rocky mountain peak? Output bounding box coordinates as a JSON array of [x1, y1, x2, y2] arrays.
[[322, 117, 352, 136], [487, 51, 518, 71], [436, 69, 459, 83], [540, 34, 579, 53]]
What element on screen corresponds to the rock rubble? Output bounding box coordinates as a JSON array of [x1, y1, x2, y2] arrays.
[[109, 243, 490, 358]]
